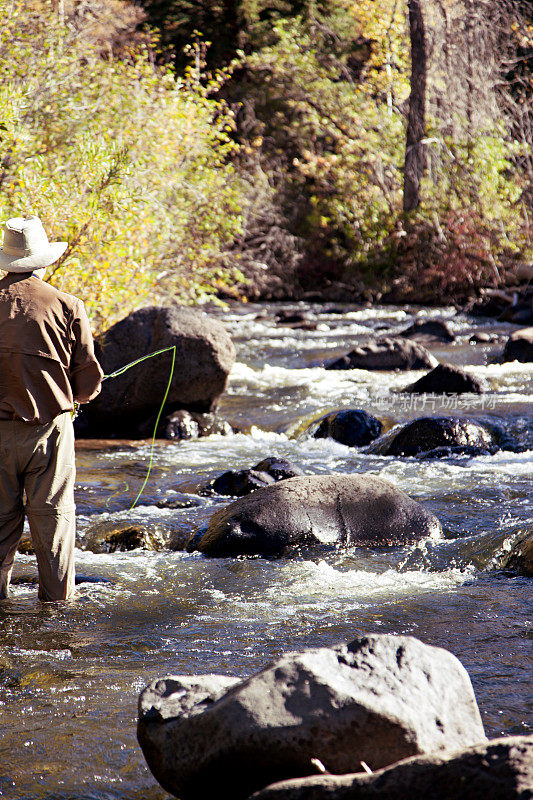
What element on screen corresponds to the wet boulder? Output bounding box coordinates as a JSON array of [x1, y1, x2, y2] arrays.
[[502, 326, 533, 363], [399, 318, 456, 343], [209, 458, 304, 497], [81, 306, 236, 438], [149, 410, 232, 441], [250, 735, 533, 800], [325, 338, 438, 371], [368, 417, 499, 458], [210, 469, 276, 497], [502, 529, 533, 577], [312, 410, 383, 447], [137, 634, 486, 800], [253, 457, 304, 481], [187, 474, 442, 557], [400, 364, 485, 395]]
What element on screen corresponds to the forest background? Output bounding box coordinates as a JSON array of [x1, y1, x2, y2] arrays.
[[0, 0, 532, 330]]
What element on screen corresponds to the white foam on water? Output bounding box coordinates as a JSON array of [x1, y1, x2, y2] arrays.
[[363, 449, 533, 499], [228, 362, 428, 401], [10, 648, 72, 660], [473, 361, 533, 378], [195, 560, 475, 623], [462, 448, 533, 475]]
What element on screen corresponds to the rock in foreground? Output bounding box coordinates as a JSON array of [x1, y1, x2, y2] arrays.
[[250, 735, 533, 800], [81, 306, 235, 438], [187, 474, 442, 556], [137, 635, 486, 800]]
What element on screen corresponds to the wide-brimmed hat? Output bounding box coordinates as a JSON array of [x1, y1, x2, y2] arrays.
[[0, 215, 67, 272]]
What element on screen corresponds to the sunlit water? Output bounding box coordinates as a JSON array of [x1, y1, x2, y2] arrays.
[[1, 303, 532, 799]]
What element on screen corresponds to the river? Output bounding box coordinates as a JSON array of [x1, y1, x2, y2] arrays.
[[0, 302, 531, 799]]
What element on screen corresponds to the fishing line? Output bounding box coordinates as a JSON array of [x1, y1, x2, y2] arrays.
[[99, 345, 177, 510]]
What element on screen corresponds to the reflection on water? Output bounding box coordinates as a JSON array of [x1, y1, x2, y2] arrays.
[[1, 303, 532, 799]]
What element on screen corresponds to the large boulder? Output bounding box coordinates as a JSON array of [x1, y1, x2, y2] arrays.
[[81, 306, 235, 437], [502, 326, 533, 363], [250, 735, 533, 800], [187, 474, 442, 556], [312, 410, 383, 447], [400, 364, 485, 395], [399, 318, 456, 343], [137, 635, 486, 800], [325, 338, 438, 371], [368, 417, 499, 458]]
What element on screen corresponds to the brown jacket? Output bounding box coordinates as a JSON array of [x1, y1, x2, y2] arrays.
[[0, 273, 103, 423]]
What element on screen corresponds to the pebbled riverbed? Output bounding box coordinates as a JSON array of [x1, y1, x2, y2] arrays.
[[1, 303, 532, 800]]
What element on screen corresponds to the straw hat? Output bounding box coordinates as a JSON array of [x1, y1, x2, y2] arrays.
[[0, 215, 67, 272]]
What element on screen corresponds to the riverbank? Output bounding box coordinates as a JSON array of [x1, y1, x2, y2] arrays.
[[224, 266, 533, 328]]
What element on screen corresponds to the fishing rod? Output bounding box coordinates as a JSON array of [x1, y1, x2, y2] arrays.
[[101, 346, 178, 382], [97, 345, 177, 510]]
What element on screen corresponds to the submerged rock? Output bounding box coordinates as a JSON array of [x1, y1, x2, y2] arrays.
[[399, 318, 456, 342], [312, 409, 383, 447], [325, 338, 438, 371], [250, 735, 533, 800], [502, 326, 533, 363], [137, 634, 486, 800], [401, 364, 485, 395], [80, 306, 235, 438], [187, 474, 442, 556], [368, 417, 498, 458], [416, 444, 497, 460], [209, 458, 304, 497]]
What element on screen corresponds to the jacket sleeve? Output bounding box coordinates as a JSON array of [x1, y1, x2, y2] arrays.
[[69, 299, 104, 403]]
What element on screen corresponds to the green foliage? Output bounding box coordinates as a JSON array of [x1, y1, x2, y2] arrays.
[[1, 0, 530, 312], [237, 2, 409, 279], [234, 0, 530, 298], [0, 1, 244, 330]]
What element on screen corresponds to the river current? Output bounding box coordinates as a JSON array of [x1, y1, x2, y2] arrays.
[[1, 302, 532, 799]]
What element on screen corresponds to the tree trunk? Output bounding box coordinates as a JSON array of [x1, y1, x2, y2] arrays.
[[403, 0, 428, 213]]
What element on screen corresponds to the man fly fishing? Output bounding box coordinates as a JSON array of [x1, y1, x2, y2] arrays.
[[0, 215, 103, 601]]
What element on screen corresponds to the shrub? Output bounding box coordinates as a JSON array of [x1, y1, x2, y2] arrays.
[[0, 2, 244, 330]]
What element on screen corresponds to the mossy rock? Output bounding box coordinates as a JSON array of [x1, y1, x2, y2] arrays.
[[84, 524, 167, 554]]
